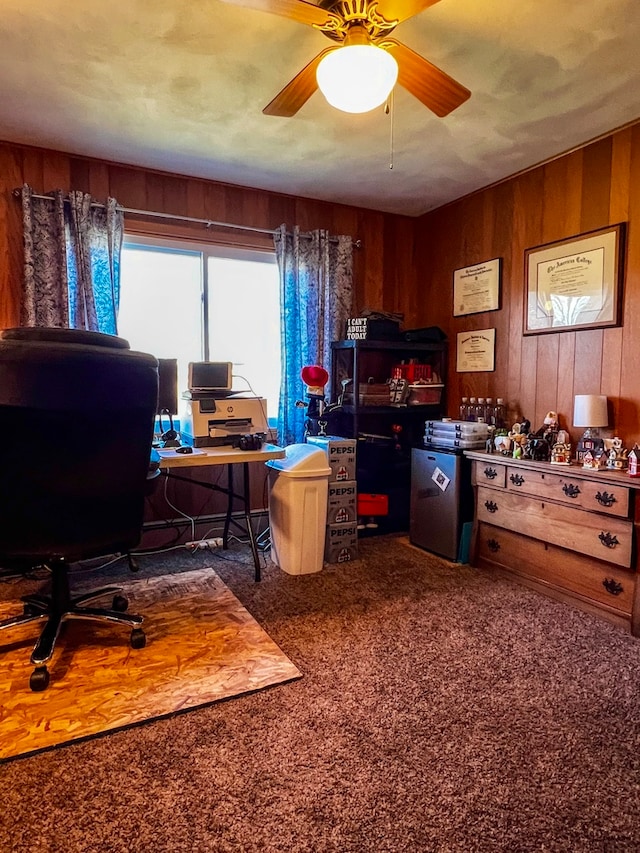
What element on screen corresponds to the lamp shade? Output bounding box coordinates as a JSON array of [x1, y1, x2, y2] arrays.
[[316, 45, 398, 114], [573, 395, 608, 428]]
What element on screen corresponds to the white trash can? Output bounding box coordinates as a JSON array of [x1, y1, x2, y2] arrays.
[[266, 444, 332, 575]]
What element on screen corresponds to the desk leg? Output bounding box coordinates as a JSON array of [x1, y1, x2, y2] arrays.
[[222, 464, 233, 552], [222, 463, 261, 582], [242, 461, 262, 582]]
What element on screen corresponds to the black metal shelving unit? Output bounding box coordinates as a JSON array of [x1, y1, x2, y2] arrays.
[[329, 338, 447, 533]]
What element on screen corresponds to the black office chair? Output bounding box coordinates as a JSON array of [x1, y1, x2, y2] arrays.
[[0, 327, 158, 691]]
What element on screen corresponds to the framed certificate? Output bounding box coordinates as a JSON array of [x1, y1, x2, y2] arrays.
[[524, 224, 625, 334], [453, 258, 501, 317], [456, 328, 496, 373]]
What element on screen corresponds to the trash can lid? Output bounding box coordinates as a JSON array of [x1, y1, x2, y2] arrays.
[[266, 443, 332, 478]]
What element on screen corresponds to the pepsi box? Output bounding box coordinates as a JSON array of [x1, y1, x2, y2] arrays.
[[306, 435, 356, 482], [327, 480, 358, 524], [324, 521, 359, 563]]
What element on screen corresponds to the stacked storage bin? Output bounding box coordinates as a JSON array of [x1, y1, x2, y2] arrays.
[[306, 435, 359, 563], [423, 419, 489, 449]]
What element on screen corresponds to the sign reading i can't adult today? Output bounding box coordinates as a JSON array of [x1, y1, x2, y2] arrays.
[[453, 258, 501, 316]]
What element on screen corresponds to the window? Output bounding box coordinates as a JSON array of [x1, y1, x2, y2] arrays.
[[117, 236, 281, 422]]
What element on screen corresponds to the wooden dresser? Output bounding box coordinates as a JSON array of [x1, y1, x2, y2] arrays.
[[465, 451, 640, 635]]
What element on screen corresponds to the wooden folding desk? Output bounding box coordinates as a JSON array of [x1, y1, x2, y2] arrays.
[[156, 444, 286, 581]]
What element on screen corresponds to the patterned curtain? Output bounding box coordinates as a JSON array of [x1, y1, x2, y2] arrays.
[[274, 224, 353, 446], [21, 184, 123, 334], [21, 186, 69, 327]]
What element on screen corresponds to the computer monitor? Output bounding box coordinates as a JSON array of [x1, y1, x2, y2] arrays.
[[188, 361, 233, 393]]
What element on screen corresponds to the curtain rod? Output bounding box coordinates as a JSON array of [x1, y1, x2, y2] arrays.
[[13, 188, 362, 248]]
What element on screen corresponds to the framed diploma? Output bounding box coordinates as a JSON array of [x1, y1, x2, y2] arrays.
[[453, 258, 501, 316], [456, 328, 496, 373], [524, 224, 625, 335]]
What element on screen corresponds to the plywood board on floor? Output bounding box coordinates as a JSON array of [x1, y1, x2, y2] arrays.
[[0, 568, 301, 761]]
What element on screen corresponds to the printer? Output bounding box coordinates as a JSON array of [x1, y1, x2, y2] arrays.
[[180, 392, 269, 447]]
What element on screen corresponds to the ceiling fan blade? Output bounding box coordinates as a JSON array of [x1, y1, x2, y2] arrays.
[[263, 48, 336, 116], [375, 0, 442, 25], [217, 0, 332, 27], [384, 39, 470, 117]]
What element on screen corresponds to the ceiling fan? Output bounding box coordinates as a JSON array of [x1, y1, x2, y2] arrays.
[[218, 0, 471, 116]]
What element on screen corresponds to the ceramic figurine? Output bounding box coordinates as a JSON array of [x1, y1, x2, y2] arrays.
[[582, 448, 608, 470], [606, 437, 628, 471], [494, 432, 512, 454], [485, 425, 496, 454], [629, 445, 640, 477], [551, 441, 572, 465], [541, 411, 559, 445], [508, 421, 529, 457], [525, 435, 551, 462]]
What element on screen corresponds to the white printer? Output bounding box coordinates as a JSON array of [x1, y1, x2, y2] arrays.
[[181, 393, 269, 447]]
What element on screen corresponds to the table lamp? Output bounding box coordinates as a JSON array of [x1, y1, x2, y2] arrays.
[[573, 394, 608, 462]]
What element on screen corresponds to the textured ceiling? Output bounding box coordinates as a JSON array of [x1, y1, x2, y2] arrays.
[[1, 0, 639, 216]]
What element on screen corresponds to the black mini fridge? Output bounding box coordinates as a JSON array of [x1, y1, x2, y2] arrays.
[[409, 447, 474, 560]]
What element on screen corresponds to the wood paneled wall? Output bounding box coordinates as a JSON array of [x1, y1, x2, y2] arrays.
[[414, 121, 640, 445], [0, 140, 416, 530], [1, 124, 639, 450], [0, 141, 416, 330]]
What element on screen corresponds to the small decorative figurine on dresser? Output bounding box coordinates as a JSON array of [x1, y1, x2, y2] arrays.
[[540, 411, 560, 445], [582, 448, 608, 470], [485, 425, 496, 454], [523, 412, 561, 462], [550, 431, 572, 465], [493, 429, 511, 454], [606, 437, 628, 470], [508, 420, 530, 458], [628, 444, 640, 477]]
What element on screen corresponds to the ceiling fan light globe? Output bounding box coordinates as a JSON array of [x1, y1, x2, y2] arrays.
[[316, 45, 398, 114]]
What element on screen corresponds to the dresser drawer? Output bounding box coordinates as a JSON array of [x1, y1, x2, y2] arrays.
[[505, 466, 630, 517], [476, 486, 633, 568], [476, 522, 635, 616], [472, 460, 506, 488]]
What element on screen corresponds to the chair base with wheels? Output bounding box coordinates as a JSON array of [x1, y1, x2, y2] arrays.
[[0, 558, 146, 691]]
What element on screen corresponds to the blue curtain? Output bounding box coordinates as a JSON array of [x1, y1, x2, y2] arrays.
[[274, 225, 353, 446], [21, 184, 123, 334]]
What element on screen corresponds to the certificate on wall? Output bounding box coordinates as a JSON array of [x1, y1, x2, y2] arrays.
[[453, 258, 501, 316], [456, 328, 496, 373], [524, 224, 624, 334]]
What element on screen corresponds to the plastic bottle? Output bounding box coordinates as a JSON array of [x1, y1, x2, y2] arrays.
[[493, 398, 506, 429], [468, 397, 477, 422], [475, 397, 486, 422], [459, 397, 469, 422], [485, 397, 494, 425]]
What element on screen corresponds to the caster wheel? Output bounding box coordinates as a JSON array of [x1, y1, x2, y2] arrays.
[[130, 628, 146, 649], [112, 594, 128, 612], [30, 666, 50, 692]]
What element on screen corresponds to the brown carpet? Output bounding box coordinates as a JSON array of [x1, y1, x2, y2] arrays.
[[0, 568, 301, 761], [1, 535, 640, 852]]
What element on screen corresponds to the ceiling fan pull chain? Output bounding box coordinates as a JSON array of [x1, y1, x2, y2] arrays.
[[386, 90, 394, 170]]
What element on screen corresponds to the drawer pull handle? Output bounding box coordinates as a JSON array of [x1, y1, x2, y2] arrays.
[[595, 490, 617, 507], [603, 578, 624, 596], [483, 467, 498, 480], [562, 483, 580, 498], [484, 500, 498, 514], [487, 538, 500, 553], [510, 474, 524, 486], [599, 531, 619, 549]]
